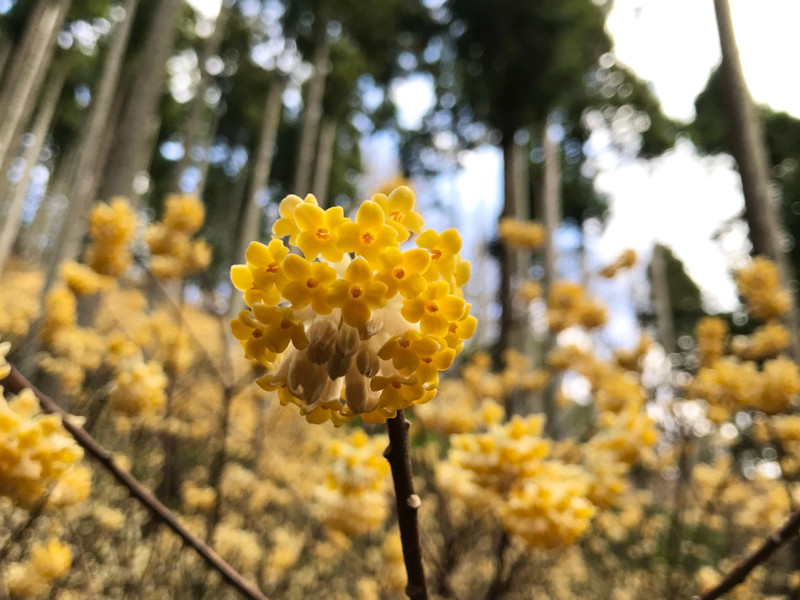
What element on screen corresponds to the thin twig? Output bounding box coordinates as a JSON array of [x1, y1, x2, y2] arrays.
[[4, 365, 270, 600], [385, 411, 429, 600], [695, 509, 800, 600]]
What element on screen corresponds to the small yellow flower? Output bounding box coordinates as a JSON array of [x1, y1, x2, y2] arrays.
[[252, 304, 310, 353], [230, 239, 289, 306], [444, 304, 478, 352], [278, 254, 338, 314], [370, 374, 425, 412], [328, 258, 389, 328], [337, 201, 399, 263], [230, 311, 280, 366], [372, 186, 424, 242], [295, 204, 348, 261], [272, 194, 318, 244], [416, 228, 462, 281], [401, 280, 466, 337], [376, 247, 430, 298]]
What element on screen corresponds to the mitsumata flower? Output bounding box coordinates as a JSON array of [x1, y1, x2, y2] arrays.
[[230, 186, 473, 425]]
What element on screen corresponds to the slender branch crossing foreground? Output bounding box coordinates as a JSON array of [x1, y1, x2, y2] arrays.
[[385, 410, 429, 600], [4, 365, 271, 600], [695, 509, 800, 600]]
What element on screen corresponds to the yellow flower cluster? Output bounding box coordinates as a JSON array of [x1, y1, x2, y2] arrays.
[[313, 429, 390, 537], [230, 187, 474, 425], [0, 348, 89, 507], [599, 249, 637, 278], [737, 257, 791, 321], [415, 379, 504, 435], [60, 260, 112, 297], [547, 281, 607, 332], [0, 268, 41, 338], [85, 197, 137, 277], [439, 414, 596, 547], [497, 217, 546, 250], [518, 279, 542, 303], [731, 321, 790, 361], [696, 316, 728, 367], [108, 358, 168, 417], [691, 356, 800, 420], [613, 334, 651, 372], [146, 194, 212, 279], [3, 538, 72, 598]]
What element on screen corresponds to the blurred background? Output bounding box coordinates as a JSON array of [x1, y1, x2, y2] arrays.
[[4, 1, 800, 599]]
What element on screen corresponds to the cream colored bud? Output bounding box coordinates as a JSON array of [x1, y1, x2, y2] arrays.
[[359, 311, 383, 340], [336, 325, 360, 357], [327, 352, 352, 380], [345, 369, 378, 414], [307, 319, 337, 364], [356, 347, 380, 378]]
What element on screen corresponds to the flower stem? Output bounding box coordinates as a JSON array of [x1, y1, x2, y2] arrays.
[[385, 410, 429, 600]]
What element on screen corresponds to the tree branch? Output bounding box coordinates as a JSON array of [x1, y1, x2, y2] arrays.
[[4, 364, 271, 600], [695, 509, 800, 600], [385, 410, 429, 600]]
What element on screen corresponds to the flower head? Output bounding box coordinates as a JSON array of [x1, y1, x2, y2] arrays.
[[230, 188, 473, 425]]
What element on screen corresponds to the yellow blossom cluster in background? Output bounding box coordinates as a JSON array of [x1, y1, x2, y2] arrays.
[[146, 194, 212, 279], [313, 429, 390, 537], [497, 217, 546, 250], [547, 281, 608, 331], [599, 249, 637, 278]]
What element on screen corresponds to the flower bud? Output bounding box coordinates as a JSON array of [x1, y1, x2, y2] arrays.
[[356, 348, 380, 378], [306, 319, 337, 364], [336, 325, 360, 357]]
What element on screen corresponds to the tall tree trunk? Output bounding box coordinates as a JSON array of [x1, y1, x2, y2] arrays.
[[168, 3, 231, 192], [541, 124, 562, 439], [227, 80, 284, 319], [311, 117, 337, 207], [193, 108, 222, 198], [713, 0, 800, 361], [0, 67, 66, 273], [43, 0, 140, 293], [0, 0, 71, 173], [497, 132, 516, 358], [292, 37, 330, 195], [650, 243, 676, 355], [0, 34, 13, 83], [97, 0, 183, 205]]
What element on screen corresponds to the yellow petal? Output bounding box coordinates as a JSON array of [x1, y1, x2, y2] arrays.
[[342, 299, 370, 328], [345, 257, 372, 284], [388, 186, 415, 212], [439, 295, 466, 321], [245, 241, 271, 265], [401, 298, 425, 323], [403, 248, 431, 274], [295, 203, 325, 231], [355, 200, 385, 228], [439, 228, 462, 254], [282, 254, 311, 281], [278, 195, 303, 218], [230, 265, 253, 291]]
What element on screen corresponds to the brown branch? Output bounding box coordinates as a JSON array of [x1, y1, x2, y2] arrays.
[[4, 365, 271, 600], [385, 411, 429, 600], [695, 510, 800, 600]]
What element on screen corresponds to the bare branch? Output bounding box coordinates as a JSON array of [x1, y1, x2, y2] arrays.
[[385, 411, 429, 600], [695, 510, 800, 600]]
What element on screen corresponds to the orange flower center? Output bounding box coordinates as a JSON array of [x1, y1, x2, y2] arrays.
[[399, 340, 411, 348], [316, 228, 330, 240], [252, 329, 263, 338], [390, 210, 403, 222], [393, 267, 406, 280], [449, 322, 458, 333], [431, 248, 442, 261], [266, 261, 279, 273], [425, 301, 439, 313], [361, 231, 375, 245], [421, 357, 432, 364], [391, 381, 402, 389], [350, 286, 363, 299], [280, 319, 293, 329], [306, 278, 320, 289]]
